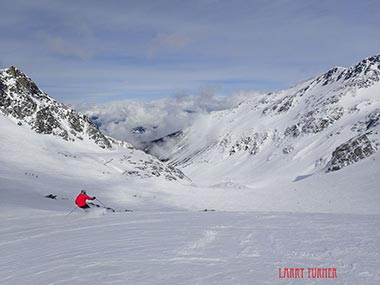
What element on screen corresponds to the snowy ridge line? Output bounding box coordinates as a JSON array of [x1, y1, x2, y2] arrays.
[[145, 55, 380, 181]]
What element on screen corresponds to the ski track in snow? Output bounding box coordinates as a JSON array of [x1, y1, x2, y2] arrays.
[[0, 210, 379, 284]]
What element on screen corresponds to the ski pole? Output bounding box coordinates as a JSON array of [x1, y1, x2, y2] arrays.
[[94, 198, 116, 212], [66, 206, 77, 217], [94, 198, 107, 207]]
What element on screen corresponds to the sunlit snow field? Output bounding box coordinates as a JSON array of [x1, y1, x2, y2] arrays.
[[1, 208, 379, 285]]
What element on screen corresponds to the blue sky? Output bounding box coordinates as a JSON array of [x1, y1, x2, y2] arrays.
[[1, 0, 380, 104]]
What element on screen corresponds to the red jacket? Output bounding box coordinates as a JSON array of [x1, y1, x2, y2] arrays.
[[75, 193, 94, 207]]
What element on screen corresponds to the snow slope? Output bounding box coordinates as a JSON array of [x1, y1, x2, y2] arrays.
[[0, 113, 189, 212], [0, 208, 379, 285]]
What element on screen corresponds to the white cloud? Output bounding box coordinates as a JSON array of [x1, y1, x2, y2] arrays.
[[76, 91, 261, 148]]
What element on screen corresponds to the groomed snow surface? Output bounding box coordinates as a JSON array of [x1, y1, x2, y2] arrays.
[[1, 208, 379, 285]]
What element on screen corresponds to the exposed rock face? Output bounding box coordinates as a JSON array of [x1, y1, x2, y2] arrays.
[[228, 132, 269, 156], [122, 157, 185, 180], [352, 109, 380, 132], [327, 133, 378, 172], [0, 66, 112, 149], [284, 124, 301, 138], [299, 106, 345, 135]]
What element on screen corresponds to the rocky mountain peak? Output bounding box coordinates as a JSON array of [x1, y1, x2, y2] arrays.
[[312, 55, 380, 89], [343, 54, 380, 85], [0, 66, 112, 149], [2, 66, 45, 99]]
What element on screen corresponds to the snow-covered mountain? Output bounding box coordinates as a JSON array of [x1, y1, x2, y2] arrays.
[[0, 66, 187, 210], [142, 55, 380, 213], [150, 56, 380, 170]]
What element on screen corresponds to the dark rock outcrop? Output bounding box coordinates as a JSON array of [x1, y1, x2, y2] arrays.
[[0, 66, 112, 149], [327, 133, 378, 172]]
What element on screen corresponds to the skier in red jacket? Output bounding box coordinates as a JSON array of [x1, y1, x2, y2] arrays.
[[75, 190, 96, 209]]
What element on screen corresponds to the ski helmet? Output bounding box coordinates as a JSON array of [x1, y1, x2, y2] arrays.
[[81, 189, 86, 194]]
